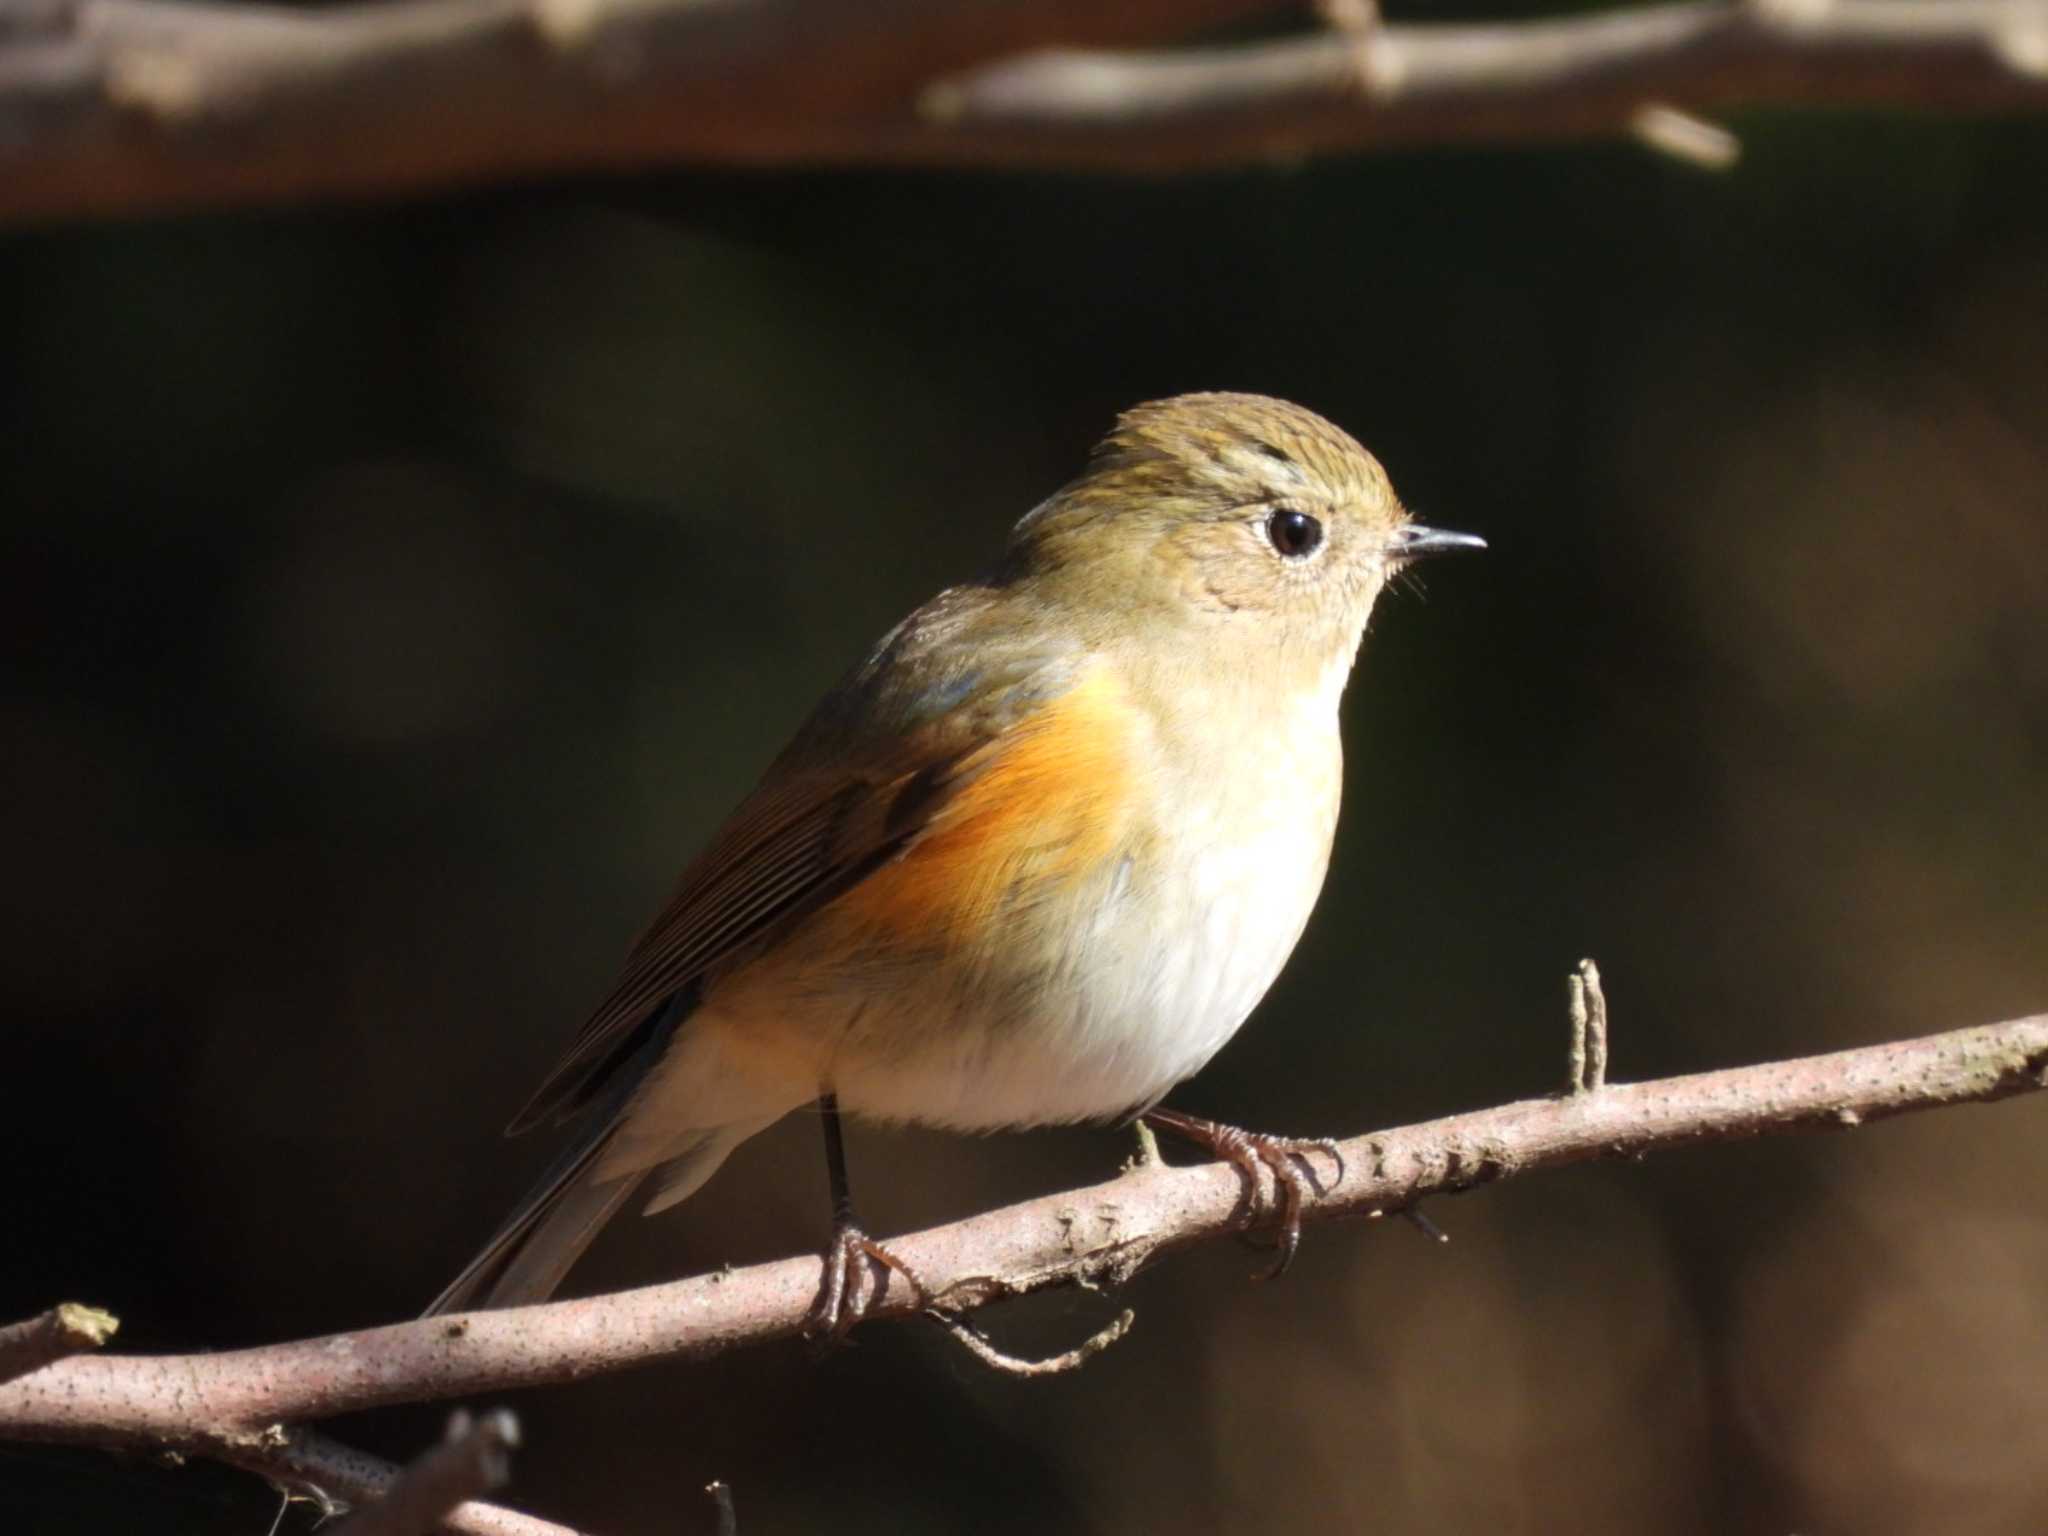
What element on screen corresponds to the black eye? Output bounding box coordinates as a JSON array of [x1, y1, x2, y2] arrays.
[[1266, 509, 1324, 559]]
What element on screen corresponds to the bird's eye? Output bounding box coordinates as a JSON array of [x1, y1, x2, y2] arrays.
[[1266, 509, 1324, 559]]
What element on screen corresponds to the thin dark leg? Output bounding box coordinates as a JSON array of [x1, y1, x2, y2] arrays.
[[819, 1091, 855, 1225], [805, 1089, 925, 1343]]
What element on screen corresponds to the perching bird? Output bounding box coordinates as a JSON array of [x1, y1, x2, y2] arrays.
[[427, 392, 1482, 1333]]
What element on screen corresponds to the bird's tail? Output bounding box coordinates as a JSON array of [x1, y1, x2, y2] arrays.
[[424, 1110, 641, 1316], [427, 1116, 777, 1316], [426, 997, 802, 1316]]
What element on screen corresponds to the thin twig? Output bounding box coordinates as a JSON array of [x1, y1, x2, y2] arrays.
[[1569, 957, 1610, 1094], [327, 1409, 522, 1536], [2, 1011, 2041, 1466], [1583, 960, 1610, 1090], [705, 1480, 736, 1536], [0, 1303, 118, 1387], [2, 0, 2047, 220], [929, 1307, 1137, 1377]]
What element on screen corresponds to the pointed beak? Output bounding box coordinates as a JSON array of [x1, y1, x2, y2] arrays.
[[1386, 523, 1487, 563]]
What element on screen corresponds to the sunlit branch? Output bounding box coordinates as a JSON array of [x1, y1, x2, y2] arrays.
[[1, 1009, 2042, 1532]]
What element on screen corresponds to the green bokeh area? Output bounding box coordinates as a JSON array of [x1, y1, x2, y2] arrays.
[[5, 115, 2048, 1535]]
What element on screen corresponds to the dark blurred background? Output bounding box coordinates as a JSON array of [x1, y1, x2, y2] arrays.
[[5, 104, 2048, 1535]]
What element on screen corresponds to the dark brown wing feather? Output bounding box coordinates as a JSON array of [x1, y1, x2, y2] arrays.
[[505, 590, 1080, 1134]]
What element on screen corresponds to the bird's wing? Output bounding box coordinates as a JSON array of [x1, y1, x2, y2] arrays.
[[506, 599, 1094, 1134]]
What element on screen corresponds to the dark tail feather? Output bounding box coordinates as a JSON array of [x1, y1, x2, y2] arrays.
[[425, 1014, 686, 1318], [423, 1113, 647, 1317]]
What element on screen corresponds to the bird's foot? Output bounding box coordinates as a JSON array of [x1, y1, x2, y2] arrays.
[[1142, 1108, 1344, 1278], [804, 1220, 925, 1345]]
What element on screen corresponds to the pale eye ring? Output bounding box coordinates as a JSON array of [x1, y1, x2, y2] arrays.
[[1266, 508, 1324, 559]]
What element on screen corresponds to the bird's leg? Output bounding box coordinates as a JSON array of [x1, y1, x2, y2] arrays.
[[806, 1091, 925, 1343], [1141, 1107, 1345, 1278]]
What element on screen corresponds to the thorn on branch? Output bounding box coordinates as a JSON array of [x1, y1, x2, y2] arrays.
[[0, 1303, 119, 1387], [1402, 1206, 1450, 1244], [1125, 1117, 1162, 1172], [328, 1408, 521, 1536], [1568, 958, 1610, 1095], [704, 1478, 736, 1536], [928, 1306, 1135, 1378]]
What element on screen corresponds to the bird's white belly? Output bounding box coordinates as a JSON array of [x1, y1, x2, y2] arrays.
[[830, 759, 1338, 1131]]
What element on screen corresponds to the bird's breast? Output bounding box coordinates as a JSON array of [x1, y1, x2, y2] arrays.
[[813, 654, 1347, 1130]]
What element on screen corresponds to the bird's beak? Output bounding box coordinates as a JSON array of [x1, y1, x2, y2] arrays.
[[1386, 523, 1487, 563]]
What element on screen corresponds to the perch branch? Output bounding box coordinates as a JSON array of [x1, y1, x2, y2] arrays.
[[3, 0, 2047, 220], [2, 1011, 2043, 1499]]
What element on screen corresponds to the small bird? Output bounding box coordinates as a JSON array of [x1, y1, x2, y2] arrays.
[[427, 393, 1481, 1332]]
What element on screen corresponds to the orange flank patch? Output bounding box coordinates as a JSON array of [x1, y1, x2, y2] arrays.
[[839, 665, 1140, 952]]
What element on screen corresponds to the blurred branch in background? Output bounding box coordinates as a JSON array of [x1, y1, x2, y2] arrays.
[[91, 1419, 573, 1536], [326, 1408, 524, 1536], [704, 1480, 736, 1536], [227, 1421, 568, 1536], [3, 1008, 2043, 1531], [3, 0, 2047, 221]]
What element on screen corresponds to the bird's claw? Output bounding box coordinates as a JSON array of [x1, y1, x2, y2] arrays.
[[1142, 1109, 1344, 1278], [805, 1222, 925, 1345]]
